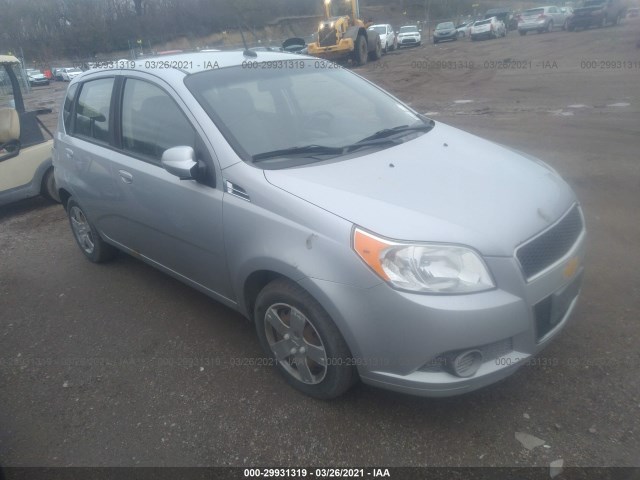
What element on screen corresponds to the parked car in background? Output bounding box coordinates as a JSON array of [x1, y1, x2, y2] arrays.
[[433, 22, 459, 43], [1, 55, 59, 206], [53, 51, 585, 400], [518, 6, 569, 34], [396, 25, 422, 47], [25, 69, 50, 87], [627, 6, 639, 16], [455, 21, 473, 37], [567, 0, 628, 29], [53, 68, 66, 81], [60, 67, 83, 81], [485, 8, 518, 30], [471, 17, 506, 40], [368, 24, 397, 52]]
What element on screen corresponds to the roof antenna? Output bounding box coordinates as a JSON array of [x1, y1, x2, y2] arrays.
[[238, 20, 257, 57]]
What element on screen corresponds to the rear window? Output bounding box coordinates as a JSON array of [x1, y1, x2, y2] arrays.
[[437, 22, 454, 29], [63, 83, 78, 132], [399, 26, 418, 33]]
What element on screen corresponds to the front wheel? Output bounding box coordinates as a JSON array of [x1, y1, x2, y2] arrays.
[[353, 34, 368, 66], [254, 279, 357, 399], [547, 20, 554, 32], [520, 30, 527, 35], [368, 37, 382, 61], [67, 198, 117, 263]]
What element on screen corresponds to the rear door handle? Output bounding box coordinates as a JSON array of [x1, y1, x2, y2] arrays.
[[65, 148, 74, 159], [118, 170, 133, 184]]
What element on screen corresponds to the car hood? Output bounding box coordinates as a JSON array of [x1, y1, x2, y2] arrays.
[[264, 122, 576, 257]]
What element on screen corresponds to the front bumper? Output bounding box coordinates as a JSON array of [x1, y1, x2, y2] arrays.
[[299, 220, 586, 397], [434, 32, 457, 41], [398, 37, 420, 45]]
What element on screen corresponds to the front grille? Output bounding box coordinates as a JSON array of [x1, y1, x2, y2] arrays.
[[516, 205, 583, 279], [319, 27, 337, 47], [418, 338, 513, 372]]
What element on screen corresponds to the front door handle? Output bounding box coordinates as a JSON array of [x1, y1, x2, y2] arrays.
[[65, 148, 74, 159], [118, 170, 133, 184]]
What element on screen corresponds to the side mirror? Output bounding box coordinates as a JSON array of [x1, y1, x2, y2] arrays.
[[161, 146, 200, 180]]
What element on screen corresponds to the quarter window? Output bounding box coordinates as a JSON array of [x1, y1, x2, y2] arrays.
[[63, 83, 78, 133], [74, 78, 114, 144], [121, 79, 196, 162]]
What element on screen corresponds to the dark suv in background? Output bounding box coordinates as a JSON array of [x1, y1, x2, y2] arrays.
[[567, 0, 628, 29]]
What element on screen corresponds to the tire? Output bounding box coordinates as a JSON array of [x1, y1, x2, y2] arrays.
[[568, 24, 575, 31], [67, 198, 117, 263], [600, 15, 607, 27], [383, 40, 388, 54], [433, 39, 438, 44], [417, 41, 421, 46], [368, 37, 382, 61], [41, 167, 61, 203], [254, 279, 357, 399], [520, 30, 527, 35], [353, 34, 368, 66], [547, 20, 554, 32]]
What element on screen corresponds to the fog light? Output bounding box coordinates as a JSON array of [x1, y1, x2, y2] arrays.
[[449, 350, 483, 377]]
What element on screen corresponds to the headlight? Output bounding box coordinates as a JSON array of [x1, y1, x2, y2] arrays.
[[353, 228, 495, 294]]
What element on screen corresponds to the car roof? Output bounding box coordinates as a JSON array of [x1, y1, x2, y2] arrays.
[[71, 50, 317, 85], [86, 51, 310, 76], [0, 55, 20, 65]]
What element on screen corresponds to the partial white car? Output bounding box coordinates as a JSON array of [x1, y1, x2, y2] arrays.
[[455, 21, 473, 37], [396, 25, 421, 47], [61, 67, 83, 81], [25, 69, 50, 86], [368, 24, 397, 53], [518, 6, 568, 34], [470, 17, 506, 40]]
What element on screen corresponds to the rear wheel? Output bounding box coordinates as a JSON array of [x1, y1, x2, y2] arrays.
[[547, 20, 554, 32], [353, 34, 368, 66], [67, 198, 116, 263], [254, 279, 357, 399], [41, 167, 60, 203], [600, 15, 608, 27], [519, 30, 527, 35]]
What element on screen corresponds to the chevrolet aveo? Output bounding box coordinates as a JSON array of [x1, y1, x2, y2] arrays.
[[54, 52, 585, 399]]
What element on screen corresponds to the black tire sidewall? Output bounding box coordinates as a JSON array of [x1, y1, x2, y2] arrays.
[[254, 279, 356, 399], [66, 198, 115, 263]]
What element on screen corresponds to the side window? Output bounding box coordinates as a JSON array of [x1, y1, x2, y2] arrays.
[[62, 83, 78, 133], [121, 78, 196, 162], [74, 78, 114, 144]]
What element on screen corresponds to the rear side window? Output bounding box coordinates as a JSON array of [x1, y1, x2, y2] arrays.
[[121, 78, 196, 162], [74, 78, 114, 144], [62, 83, 78, 132]]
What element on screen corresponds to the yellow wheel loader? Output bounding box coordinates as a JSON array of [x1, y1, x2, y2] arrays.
[[306, 0, 382, 65]]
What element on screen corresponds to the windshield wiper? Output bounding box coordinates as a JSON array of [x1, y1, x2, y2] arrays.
[[252, 144, 344, 162], [356, 120, 435, 143]]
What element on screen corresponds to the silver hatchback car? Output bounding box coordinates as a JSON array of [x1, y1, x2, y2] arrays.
[[54, 51, 585, 399]]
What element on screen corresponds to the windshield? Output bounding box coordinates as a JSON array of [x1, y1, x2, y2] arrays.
[[370, 26, 386, 34], [523, 8, 545, 15], [399, 26, 417, 33], [185, 61, 425, 166], [437, 22, 454, 29]]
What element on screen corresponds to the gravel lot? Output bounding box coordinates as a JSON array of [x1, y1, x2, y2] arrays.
[[1, 19, 639, 470]]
